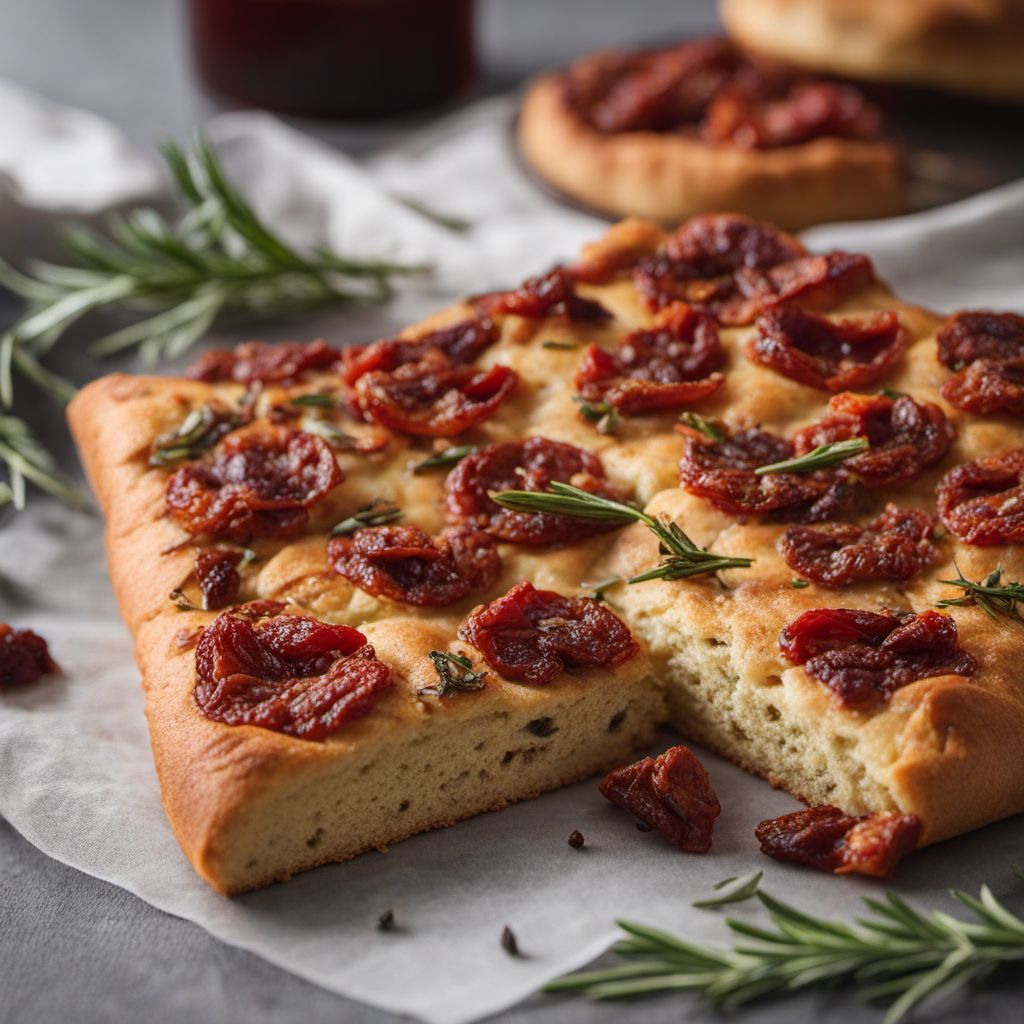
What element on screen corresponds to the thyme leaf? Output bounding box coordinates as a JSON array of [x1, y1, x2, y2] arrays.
[[937, 565, 1024, 626], [489, 481, 754, 583], [754, 437, 869, 476], [330, 499, 403, 536], [419, 650, 487, 697]]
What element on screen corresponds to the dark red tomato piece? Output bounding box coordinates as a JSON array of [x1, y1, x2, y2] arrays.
[[328, 524, 500, 606], [662, 213, 806, 276], [779, 505, 935, 587], [599, 746, 721, 853], [339, 316, 499, 386], [445, 437, 629, 546], [195, 549, 244, 610], [165, 428, 343, 540], [779, 607, 976, 710], [187, 340, 340, 386], [937, 448, 1024, 545], [793, 392, 953, 488], [943, 358, 1024, 417], [678, 427, 853, 522], [703, 81, 881, 149], [0, 624, 57, 689], [576, 303, 726, 414], [748, 306, 907, 392], [351, 351, 518, 437], [755, 806, 922, 878], [936, 310, 1024, 369], [458, 581, 639, 684], [476, 268, 610, 322], [194, 603, 392, 741]]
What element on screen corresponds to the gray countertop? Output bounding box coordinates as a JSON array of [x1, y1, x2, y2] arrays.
[[0, 3, 1017, 1023]]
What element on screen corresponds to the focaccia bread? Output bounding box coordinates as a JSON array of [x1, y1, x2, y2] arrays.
[[517, 37, 905, 229], [69, 214, 1024, 893], [721, 0, 1024, 104]]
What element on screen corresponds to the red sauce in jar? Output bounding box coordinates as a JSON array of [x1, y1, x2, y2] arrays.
[[186, 0, 477, 119]]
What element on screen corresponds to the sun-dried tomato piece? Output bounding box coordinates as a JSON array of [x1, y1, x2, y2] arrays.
[[943, 358, 1024, 417], [599, 746, 721, 853], [703, 80, 881, 149], [938, 448, 1024, 545], [780, 505, 935, 587], [458, 581, 639, 684], [779, 608, 976, 710], [794, 392, 953, 488], [748, 306, 907, 392], [351, 351, 518, 437], [339, 316, 499, 386], [679, 428, 853, 522], [187, 340, 340, 386], [194, 603, 392, 741], [575, 303, 726, 414], [755, 805, 922, 878], [445, 437, 629, 546], [636, 218, 872, 325], [195, 549, 244, 610], [662, 213, 806, 275], [0, 624, 57, 689], [328, 524, 500, 606], [476, 268, 611, 322], [936, 310, 1024, 369], [165, 428, 342, 540]]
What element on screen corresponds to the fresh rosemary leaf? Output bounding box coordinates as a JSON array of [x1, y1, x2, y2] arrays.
[[395, 196, 474, 234], [937, 565, 1024, 626], [489, 481, 753, 583], [0, 481, 11, 507], [149, 405, 234, 466], [419, 650, 487, 697], [542, 340, 576, 351], [299, 416, 359, 450], [0, 136, 426, 512], [691, 871, 762, 908], [288, 392, 336, 408], [878, 387, 907, 399], [754, 437, 868, 476], [0, 414, 89, 510], [545, 877, 1024, 1023], [330, 499, 403, 536], [678, 411, 725, 443], [574, 396, 619, 435], [413, 444, 477, 474], [791, 578, 810, 589], [582, 576, 623, 602]]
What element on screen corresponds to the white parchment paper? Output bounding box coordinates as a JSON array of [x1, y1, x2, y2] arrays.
[[1, 87, 1023, 1024]]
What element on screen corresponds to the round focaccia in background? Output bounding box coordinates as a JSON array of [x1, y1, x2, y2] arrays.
[[720, 0, 1024, 105], [516, 36, 905, 229]]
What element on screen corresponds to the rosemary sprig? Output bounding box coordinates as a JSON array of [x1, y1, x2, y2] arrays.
[[678, 411, 725, 443], [545, 879, 1024, 1024], [299, 416, 359, 450], [0, 137, 424, 511], [574, 396, 619, 436], [489, 481, 753, 583], [330, 499, 403, 536], [149, 403, 240, 466], [542, 340, 576, 351], [288, 392, 336, 408], [755, 437, 869, 476], [0, 414, 89, 510], [419, 651, 487, 697], [413, 444, 477, 475], [937, 565, 1024, 626], [691, 871, 763, 909], [582, 575, 623, 602]]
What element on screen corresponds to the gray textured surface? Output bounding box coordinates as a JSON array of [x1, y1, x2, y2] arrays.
[[0, 2, 1017, 1023]]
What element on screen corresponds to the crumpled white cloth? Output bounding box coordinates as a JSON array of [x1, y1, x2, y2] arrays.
[[1, 82, 1023, 1024]]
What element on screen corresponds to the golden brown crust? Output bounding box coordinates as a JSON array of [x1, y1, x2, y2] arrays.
[[70, 215, 1024, 891], [722, 0, 1024, 103], [517, 73, 905, 230]]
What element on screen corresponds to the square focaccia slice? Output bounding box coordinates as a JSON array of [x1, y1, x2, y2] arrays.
[[70, 212, 1024, 891]]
